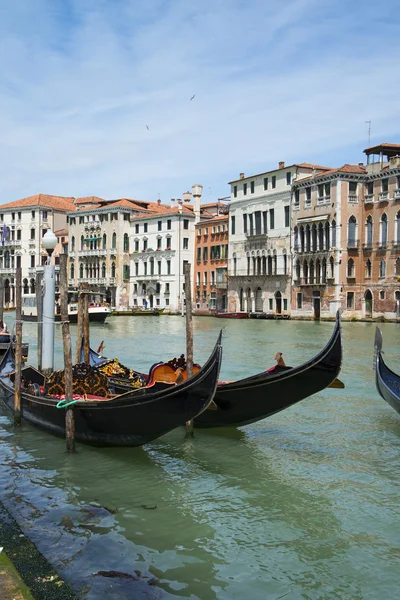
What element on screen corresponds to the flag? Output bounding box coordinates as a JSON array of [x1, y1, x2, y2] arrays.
[[1, 225, 8, 248]]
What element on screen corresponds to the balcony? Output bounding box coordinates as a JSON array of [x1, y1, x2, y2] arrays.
[[0, 267, 15, 274], [378, 191, 389, 202], [362, 242, 373, 251], [364, 194, 374, 204], [29, 240, 36, 247], [394, 189, 400, 199], [347, 239, 359, 250], [78, 248, 106, 257], [109, 247, 117, 256], [297, 277, 326, 286], [348, 194, 358, 203], [215, 281, 228, 289], [391, 241, 400, 253], [346, 275, 356, 282], [78, 277, 107, 285], [317, 195, 331, 205]]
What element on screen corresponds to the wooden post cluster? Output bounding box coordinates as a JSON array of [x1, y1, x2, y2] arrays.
[[75, 284, 85, 364], [184, 263, 194, 437], [60, 254, 75, 452], [35, 272, 43, 371], [0, 278, 4, 323], [14, 267, 23, 425], [83, 286, 90, 364]]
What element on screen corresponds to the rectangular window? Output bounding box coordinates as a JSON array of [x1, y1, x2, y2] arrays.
[[318, 184, 324, 199], [197, 272, 200, 286], [269, 209, 275, 230], [134, 283, 138, 294], [165, 298, 169, 306], [31, 210, 35, 218], [325, 183, 331, 197], [197, 247, 201, 261], [143, 239, 148, 251], [264, 177, 268, 191], [183, 260, 189, 275], [269, 298, 273, 310], [250, 181, 255, 194], [135, 240, 139, 252], [166, 283, 170, 293], [144, 263, 147, 276], [16, 255, 21, 268], [158, 261, 161, 275], [262, 211, 268, 234], [211, 271, 215, 285], [286, 172, 291, 185], [158, 221, 162, 231], [283, 299, 288, 311], [135, 224, 139, 234], [167, 260, 171, 275], [43, 210, 49, 219], [349, 181, 357, 194], [30, 255, 35, 267], [144, 223, 148, 233], [379, 290, 385, 300], [255, 211, 262, 235], [231, 215, 235, 235], [79, 216, 84, 224], [30, 228, 35, 240], [272, 176, 276, 189], [243, 214, 247, 234], [167, 220, 171, 230], [156, 298, 160, 306], [233, 185, 237, 198], [367, 181, 374, 195], [249, 213, 254, 236], [306, 187, 311, 206], [17, 229, 21, 240], [296, 292, 303, 309], [382, 179, 389, 192], [243, 183, 247, 196], [294, 189, 300, 207], [204, 271, 208, 286], [135, 262, 139, 276], [183, 237, 189, 249], [17, 212, 21, 220], [183, 219, 189, 230], [284, 206, 290, 228], [203, 247, 208, 261], [157, 238, 161, 250], [347, 292, 354, 309]]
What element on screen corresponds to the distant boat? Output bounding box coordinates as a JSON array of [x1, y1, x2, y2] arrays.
[[111, 308, 165, 317], [22, 294, 110, 324], [215, 312, 249, 319]]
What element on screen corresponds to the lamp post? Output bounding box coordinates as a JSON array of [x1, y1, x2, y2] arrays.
[[41, 230, 57, 376]]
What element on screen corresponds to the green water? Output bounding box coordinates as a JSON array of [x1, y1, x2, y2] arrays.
[[0, 316, 399, 599]]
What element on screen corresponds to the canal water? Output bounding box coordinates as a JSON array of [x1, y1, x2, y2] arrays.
[[0, 316, 399, 599]]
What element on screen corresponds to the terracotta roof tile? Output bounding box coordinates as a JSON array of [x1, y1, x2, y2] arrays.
[[54, 228, 68, 236], [0, 194, 76, 212], [75, 196, 105, 205]]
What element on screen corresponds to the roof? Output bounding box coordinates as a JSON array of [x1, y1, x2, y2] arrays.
[[54, 228, 68, 236], [0, 194, 76, 212], [294, 164, 366, 183], [201, 201, 230, 209], [75, 196, 105, 205], [196, 214, 229, 226], [363, 143, 400, 155], [228, 162, 331, 184]]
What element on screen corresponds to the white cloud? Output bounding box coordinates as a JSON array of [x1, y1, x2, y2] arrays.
[[0, 0, 399, 204]]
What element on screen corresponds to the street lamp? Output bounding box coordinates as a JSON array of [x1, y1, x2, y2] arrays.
[[41, 230, 57, 375]]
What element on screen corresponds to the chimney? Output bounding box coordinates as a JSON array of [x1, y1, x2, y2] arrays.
[[177, 199, 183, 214], [279, 161, 285, 169], [157, 199, 161, 205], [183, 191, 191, 203], [358, 162, 364, 167], [192, 184, 203, 225], [170, 198, 176, 206], [239, 173, 245, 179]]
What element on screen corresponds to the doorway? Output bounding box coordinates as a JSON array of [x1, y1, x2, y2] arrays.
[[149, 294, 154, 308], [255, 287, 263, 312], [313, 291, 321, 320], [365, 290, 373, 317], [275, 291, 282, 315]]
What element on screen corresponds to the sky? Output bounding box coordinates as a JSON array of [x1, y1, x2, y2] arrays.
[[1, 0, 400, 205]]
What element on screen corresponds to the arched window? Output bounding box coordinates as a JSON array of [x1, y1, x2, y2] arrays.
[[318, 223, 324, 250], [396, 257, 400, 276], [30, 279, 35, 294], [296, 260, 301, 280], [262, 256, 266, 275], [23, 278, 29, 294], [283, 251, 287, 274], [257, 256, 261, 275], [70, 263, 75, 279], [309, 260, 314, 284], [347, 258, 355, 278], [267, 255, 272, 275], [112, 232, 117, 249], [102, 233, 107, 250], [365, 216, 373, 248], [322, 258, 327, 283], [303, 260, 309, 283], [102, 262, 106, 278], [71, 236, 75, 251], [150, 257, 154, 275], [300, 226, 305, 253], [331, 220, 336, 248], [123, 264, 130, 280], [123, 233, 129, 252], [111, 262, 116, 278], [4, 251, 10, 269], [80, 235, 85, 250], [252, 256, 256, 275], [239, 288, 244, 311], [365, 259, 372, 278], [273, 252, 277, 275], [312, 224, 317, 251], [293, 227, 299, 251], [247, 255, 251, 275], [305, 225, 311, 252], [79, 263, 84, 278], [315, 258, 321, 283], [348, 216, 357, 247], [379, 258, 386, 278], [395, 211, 400, 243], [329, 256, 334, 278], [380, 213, 388, 246]]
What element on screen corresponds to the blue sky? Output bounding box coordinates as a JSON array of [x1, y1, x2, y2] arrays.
[[1, 0, 399, 205]]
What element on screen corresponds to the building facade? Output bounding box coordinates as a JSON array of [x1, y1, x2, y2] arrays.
[[291, 143, 400, 320], [0, 194, 75, 306], [227, 162, 328, 316], [194, 213, 229, 314]]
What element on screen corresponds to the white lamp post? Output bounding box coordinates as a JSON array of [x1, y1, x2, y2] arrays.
[[41, 230, 57, 375]]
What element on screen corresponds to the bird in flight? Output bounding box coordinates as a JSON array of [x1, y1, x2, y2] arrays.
[[146, 125, 149, 130], [190, 95, 196, 101]]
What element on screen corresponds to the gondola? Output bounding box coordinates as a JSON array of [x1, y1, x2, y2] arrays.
[[374, 327, 400, 415], [0, 333, 223, 447], [89, 312, 342, 429]]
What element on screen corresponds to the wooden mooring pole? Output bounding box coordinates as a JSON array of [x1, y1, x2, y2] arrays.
[[0, 277, 4, 323], [14, 267, 22, 425], [83, 285, 90, 364], [184, 263, 194, 437], [35, 272, 43, 371], [75, 285, 85, 364], [60, 254, 75, 452]]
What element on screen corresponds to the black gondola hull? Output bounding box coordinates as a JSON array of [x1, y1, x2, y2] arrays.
[[0, 336, 222, 446], [374, 327, 400, 415]]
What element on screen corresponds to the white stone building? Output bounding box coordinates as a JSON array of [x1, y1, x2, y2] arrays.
[[227, 162, 329, 315], [0, 194, 75, 306]]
